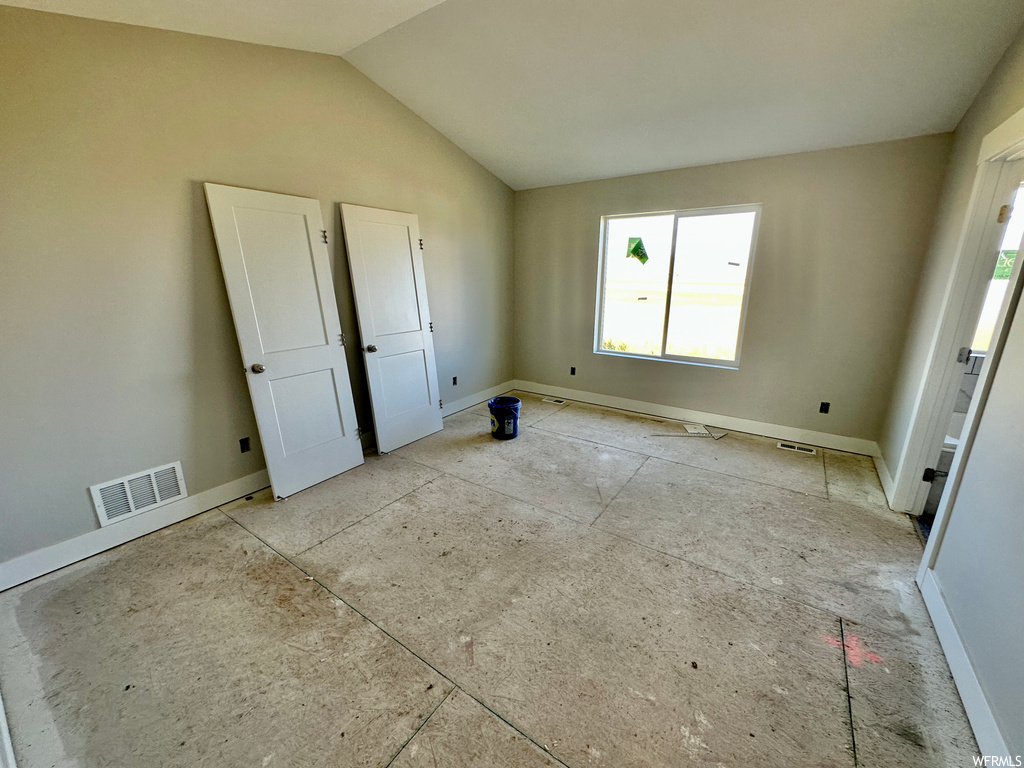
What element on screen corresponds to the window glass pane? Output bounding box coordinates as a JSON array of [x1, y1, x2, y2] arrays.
[[971, 279, 1010, 352], [972, 185, 1024, 352], [665, 211, 756, 361], [600, 215, 674, 355], [999, 186, 1024, 251]]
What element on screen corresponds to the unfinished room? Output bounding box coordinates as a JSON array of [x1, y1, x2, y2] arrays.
[[3, 0, 1024, 765]]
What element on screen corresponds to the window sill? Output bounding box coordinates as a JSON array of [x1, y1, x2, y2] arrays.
[[594, 348, 739, 370]]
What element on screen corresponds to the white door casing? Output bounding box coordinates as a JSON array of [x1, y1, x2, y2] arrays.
[[205, 184, 364, 498], [909, 159, 1024, 515], [913, 106, 1024, 758], [340, 204, 443, 453]]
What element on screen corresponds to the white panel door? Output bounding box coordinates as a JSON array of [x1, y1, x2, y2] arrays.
[[340, 204, 442, 453], [205, 184, 364, 498]]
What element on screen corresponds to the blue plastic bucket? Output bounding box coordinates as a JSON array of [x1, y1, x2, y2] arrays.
[[488, 396, 522, 440]]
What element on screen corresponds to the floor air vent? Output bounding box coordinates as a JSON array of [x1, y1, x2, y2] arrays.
[[777, 441, 817, 455], [542, 397, 567, 404], [89, 461, 187, 526]]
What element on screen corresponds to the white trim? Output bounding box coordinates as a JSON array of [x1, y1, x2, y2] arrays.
[[874, 454, 896, 509], [0, 684, 16, 768], [0, 470, 269, 594], [979, 104, 1024, 163], [889, 108, 1024, 513], [440, 380, 516, 417], [919, 570, 1011, 758], [512, 380, 880, 457], [912, 116, 1024, 760], [918, 237, 1024, 580], [886, 161, 1007, 512], [594, 204, 761, 370]]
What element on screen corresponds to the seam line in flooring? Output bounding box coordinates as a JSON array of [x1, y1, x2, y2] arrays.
[[839, 617, 860, 767], [459, 403, 839, 505], [527, 423, 831, 502], [384, 686, 455, 768], [589, 520, 923, 642], [521, 401, 569, 430], [218, 443, 908, 764], [590, 522, 845, 621], [590, 455, 649, 528], [220, 510, 458, 688], [374, 465, 595, 531], [219, 509, 577, 768], [462, 691, 574, 767], [309, 457, 914, 643], [823, 450, 831, 502], [287, 472, 442, 557], [385, 460, 900, 636]]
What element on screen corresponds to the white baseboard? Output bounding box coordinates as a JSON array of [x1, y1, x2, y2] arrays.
[[441, 380, 516, 417], [0, 685, 15, 768], [512, 380, 880, 457], [0, 470, 269, 594], [919, 569, 1010, 758], [874, 454, 898, 511]]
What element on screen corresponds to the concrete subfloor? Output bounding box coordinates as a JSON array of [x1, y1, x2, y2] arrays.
[[0, 391, 978, 767]]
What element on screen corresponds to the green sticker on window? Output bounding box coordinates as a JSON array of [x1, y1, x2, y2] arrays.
[[627, 237, 649, 265], [994, 250, 1016, 280]]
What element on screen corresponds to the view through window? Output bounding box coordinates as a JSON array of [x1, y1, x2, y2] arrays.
[[972, 184, 1024, 352], [596, 205, 760, 366]]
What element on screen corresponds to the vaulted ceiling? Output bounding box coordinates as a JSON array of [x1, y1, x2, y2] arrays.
[[8, 0, 1024, 189], [1, 0, 449, 57]]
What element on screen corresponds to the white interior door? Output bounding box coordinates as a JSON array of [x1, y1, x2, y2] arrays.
[[340, 204, 442, 453], [205, 184, 364, 498]]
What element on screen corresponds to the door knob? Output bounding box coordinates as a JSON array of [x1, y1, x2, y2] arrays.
[[365, 345, 378, 353], [250, 363, 266, 373]]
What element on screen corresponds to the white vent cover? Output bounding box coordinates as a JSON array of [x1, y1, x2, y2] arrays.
[[777, 441, 817, 455], [89, 461, 187, 526]]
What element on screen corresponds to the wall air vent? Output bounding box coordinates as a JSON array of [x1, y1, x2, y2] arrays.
[[776, 442, 817, 455], [89, 461, 187, 526]]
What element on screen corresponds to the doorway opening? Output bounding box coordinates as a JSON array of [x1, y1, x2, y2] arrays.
[[917, 179, 1024, 538]]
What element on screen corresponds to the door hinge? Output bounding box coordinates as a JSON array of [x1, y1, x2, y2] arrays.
[[429, 321, 434, 332], [419, 238, 424, 250], [321, 230, 328, 244], [340, 332, 347, 346], [439, 399, 443, 410], [998, 205, 1013, 224], [356, 427, 362, 438], [922, 467, 949, 483], [957, 346, 972, 363]]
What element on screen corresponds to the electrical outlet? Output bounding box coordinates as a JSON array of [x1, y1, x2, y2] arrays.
[[239, 437, 251, 453], [819, 402, 830, 414], [453, 376, 458, 386], [571, 366, 576, 375]]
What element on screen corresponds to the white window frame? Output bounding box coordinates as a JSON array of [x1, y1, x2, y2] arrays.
[[594, 203, 762, 369]]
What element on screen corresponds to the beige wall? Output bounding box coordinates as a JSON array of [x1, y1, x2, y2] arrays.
[[513, 136, 952, 441], [0, 7, 514, 563], [880, 22, 1024, 487]]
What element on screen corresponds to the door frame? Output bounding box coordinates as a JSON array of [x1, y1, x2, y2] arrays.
[[914, 215, 1024, 761], [882, 105, 1024, 513], [911, 111, 1024, 759], [919, 197, 1024, 576]]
